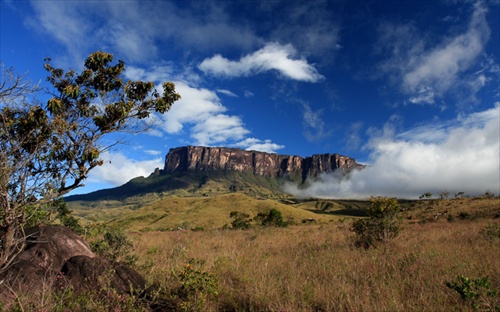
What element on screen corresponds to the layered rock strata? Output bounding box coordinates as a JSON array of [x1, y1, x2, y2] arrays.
[[164, 146, 363, 181]]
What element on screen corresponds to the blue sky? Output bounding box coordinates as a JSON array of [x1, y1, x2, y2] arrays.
[[1, 0, 499, 198]]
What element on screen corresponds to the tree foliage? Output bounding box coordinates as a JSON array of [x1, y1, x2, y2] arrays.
[[351, 196, 400, 248], [0, 52, 180, 272]]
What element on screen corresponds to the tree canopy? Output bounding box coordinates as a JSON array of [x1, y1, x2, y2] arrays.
[[0, 51, 180, 271]]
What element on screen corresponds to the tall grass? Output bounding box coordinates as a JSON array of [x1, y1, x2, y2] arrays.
[[5, 198, 499, 311], [132, 213, 500, 311]]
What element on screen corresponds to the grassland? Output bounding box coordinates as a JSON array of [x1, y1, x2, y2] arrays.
[[120, 197, 498, 311], [9, 196, 499, 311]]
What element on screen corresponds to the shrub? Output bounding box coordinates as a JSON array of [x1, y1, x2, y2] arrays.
[[85, 224, 138, 266], [259, 208, 287, 227], [229, 211, 251, 229], [351, 196, 400, 248], [176, 258, 219, 311], [440, 192, 450, 199], [484, 191, 495, 199], [481, 223, 500, 241], [446, 275, 499, 310], [55, 200, 84, 234]]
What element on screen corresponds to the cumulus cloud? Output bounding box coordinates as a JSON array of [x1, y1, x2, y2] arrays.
[[125, 66, 285, 149], [378, 2, 493, 105], [191, 114, 249, 146], [88, 151, 163, 186], [160, 82, 227, 134], [285, 104, 500, 199], [234, 138, 285, 154], [199, 42, 324, 82]]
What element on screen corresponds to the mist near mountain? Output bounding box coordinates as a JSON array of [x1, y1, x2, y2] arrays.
[[284, 105, 499, 199]]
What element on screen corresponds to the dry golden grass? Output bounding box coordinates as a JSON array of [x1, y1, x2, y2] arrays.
[[4, 197, 499, 311], [127, 197, 500, 311], [107, 193, 338, 232]]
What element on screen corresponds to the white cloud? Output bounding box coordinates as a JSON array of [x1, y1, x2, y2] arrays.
[[199, 42, 324, 82], [234, 138, 285, 154], [378, 2, 492, 105], [160, 82, 227, 134], [88, 151, 163, 186], [407, 87, 436, 105], [191, 114, 250, 146], [123, 64, 286, 149], [122, 65, 287, 149], [29, 1, 260, 64], [144, 150, 162, 156], [285, 105, 500, 199], [217, 89, 238, 97]]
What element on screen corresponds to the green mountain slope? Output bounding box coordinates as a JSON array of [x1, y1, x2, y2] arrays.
[[105, 193, 338, 231], [68, 170, 290, 202]]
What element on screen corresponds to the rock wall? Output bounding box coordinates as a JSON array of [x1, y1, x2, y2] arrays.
[[164, 146, 363, 181]]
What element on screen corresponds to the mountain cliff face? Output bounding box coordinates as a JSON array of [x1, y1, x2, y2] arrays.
[[164, 146, 363, 182]]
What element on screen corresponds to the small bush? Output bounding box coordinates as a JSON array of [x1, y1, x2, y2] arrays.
[[85, 224, 138, 266], [351, 196, 400, 248], [176, 258, 219, 311], [446, 275, 499, 310], [481, 223, 500, 241], [259, 209, 287, 227], [56, 200, 84, 234], [230, 211, 251, 229], [459, 212, 470, 220]]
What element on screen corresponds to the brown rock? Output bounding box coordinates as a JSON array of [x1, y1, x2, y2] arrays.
[[164, 146, 364, 182], [18, 224, 95, 271], [61, 255, 146, 295], [0, 225, 147, 308]]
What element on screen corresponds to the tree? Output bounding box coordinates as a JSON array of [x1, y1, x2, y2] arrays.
[[351, 196, 400, 248], [0, 52, 181, 272], [419, 192, 433, 199]]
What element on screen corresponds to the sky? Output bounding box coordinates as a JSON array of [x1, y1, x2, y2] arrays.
[[1, 0, 499, 199]]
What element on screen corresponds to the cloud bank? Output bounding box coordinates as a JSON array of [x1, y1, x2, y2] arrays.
[[199, 42, 324, 82], [285, 104, 500, 199]]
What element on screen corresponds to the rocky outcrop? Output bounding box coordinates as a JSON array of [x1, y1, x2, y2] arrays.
[[164, 146, 363, 181], [0, 225, 147, 308]]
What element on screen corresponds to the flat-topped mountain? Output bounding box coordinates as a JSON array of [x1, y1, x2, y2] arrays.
[[66, 146, 363, 204], [162, 146, 364, 182]]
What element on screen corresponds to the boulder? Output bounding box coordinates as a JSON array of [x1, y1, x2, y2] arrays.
[[61, 255, 146, 294], [0, 225, 147, 308]]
